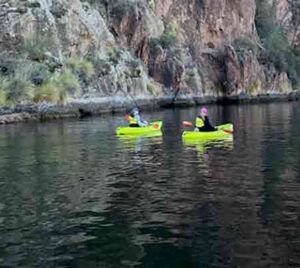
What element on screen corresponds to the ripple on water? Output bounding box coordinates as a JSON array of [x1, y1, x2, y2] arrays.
[[1, 104, 300, 267]]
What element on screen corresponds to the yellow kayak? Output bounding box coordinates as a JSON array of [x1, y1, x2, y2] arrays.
[[116, 121, 162, 136], [182, 123, 234, 140]]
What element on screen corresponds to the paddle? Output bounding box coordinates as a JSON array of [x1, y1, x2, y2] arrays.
[[182, 121, 193, 127], [223, 129, 234, 134]]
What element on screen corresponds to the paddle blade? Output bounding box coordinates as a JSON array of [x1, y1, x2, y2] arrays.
[[124, 114, 130, 121], [182, 121, 193, 127], [223, 129, 234, 134]]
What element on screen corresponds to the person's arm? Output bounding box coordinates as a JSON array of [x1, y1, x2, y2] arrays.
[[135, 114, 147, 126], [205, 116, 214, 128], [205, 116, 217, 131]]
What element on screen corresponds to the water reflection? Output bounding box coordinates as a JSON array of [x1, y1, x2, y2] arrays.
[[0, 103, 300, 267], [117, 132, 163, 152], [183, 136, 234, 176]]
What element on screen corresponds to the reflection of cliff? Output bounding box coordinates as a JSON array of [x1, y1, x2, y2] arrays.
[[1, 104, 300, 266], [183, 137, 234, 176], [114, 104, 300, 267]]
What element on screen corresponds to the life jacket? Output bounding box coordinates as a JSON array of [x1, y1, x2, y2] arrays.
[[195, 116, 205, 128], [128, 115, 137, 125]]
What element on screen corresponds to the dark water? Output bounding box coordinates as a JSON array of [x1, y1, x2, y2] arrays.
[[0, 103, 300, 268]]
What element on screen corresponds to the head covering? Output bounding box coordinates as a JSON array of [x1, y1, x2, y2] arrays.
[[132, 107, 139, 115], [201, 107, 208, 114]]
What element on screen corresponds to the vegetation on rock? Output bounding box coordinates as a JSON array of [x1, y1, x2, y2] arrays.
[[149, 19, 178, 49], [255, 0, 300, 87]]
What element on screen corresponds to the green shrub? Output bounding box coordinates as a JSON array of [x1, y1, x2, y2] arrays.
[[90, 56, 111, 76], [255, 0, 277, 40], [255, 0, 300, 86], [233, 37, 258, 54], [22, 32, 55, 62], [0, 60, 48, 105], [148, 0, 156, 10], [35, 69, 80, 104], [111, 1, 134, 20], [147, 82, 158, 96], [66, 57, 95, 79], [0, 77, 9, 105], [149, 20, 177, 49], [126, 58, 140, 69], [6, 73, 35, 104], [34, 82, 60, 103], [55, 69, 80, 103], [149, 32, 177, 49], [107, 46, 122, 64], [0, 53, 85, 105]]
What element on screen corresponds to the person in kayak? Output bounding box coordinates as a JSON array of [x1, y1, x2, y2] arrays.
[[128, 108, 148, 127], [195, 107, 217, 132]]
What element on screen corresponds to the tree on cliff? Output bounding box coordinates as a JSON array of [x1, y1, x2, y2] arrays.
[[255, 0, 300, 86]]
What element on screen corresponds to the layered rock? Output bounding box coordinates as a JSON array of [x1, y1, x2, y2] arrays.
[[0, 0, 299, 122]]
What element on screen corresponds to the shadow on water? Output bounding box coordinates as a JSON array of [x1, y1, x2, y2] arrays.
[[0, 103, 300, 267]]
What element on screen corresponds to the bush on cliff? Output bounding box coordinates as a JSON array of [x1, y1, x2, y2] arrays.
[[66, 57, 95, 79], [148, 0, 156, 10], [233, 37, 258, 55], [111, 1, 135, 21], [34, 82, 60, 103], [34, 69, 80, 104], [255, 0, 300, 87], [6, 75, 35, 105], [0, 77, 9, 105], [22, 33, 56, 62], [88, 55, 111, 76], [149, 20, 178, 49], [0, 56, 83, 106], [107, 45, 122, 65], [150, 32, 177, 49]]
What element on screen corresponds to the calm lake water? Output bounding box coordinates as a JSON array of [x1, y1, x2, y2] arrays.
[[0, 103, 300, 267]]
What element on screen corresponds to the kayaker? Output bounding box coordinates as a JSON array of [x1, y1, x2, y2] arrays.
[[195, 107, 217, 132], [128, 108, 148, 127]]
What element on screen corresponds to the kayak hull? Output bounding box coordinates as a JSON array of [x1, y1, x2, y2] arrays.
[[183, 135, 234, 154], [182, 123, 233, 140], [116, 121, 162, 136]]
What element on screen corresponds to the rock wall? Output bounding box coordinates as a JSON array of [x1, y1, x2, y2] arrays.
[[0, 0, 299, 120]]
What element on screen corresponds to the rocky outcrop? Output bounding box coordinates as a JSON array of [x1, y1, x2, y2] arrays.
[[0, 0, 299, 123]]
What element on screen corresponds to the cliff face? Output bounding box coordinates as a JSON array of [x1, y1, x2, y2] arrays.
[[0, 0, 299, 116]]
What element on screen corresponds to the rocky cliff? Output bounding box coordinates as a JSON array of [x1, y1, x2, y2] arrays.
[[0, 0, 299, 121]]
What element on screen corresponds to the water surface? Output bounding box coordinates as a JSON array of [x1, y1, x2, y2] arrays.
[[0, 103, 300, 267]]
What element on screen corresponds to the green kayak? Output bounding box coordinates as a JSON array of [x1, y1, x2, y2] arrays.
[[182, 123, 234, 140], [116, 121, 162, 136]]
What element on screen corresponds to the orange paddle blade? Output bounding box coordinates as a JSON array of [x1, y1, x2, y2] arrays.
[[223, 129, 233, 134], [124, 114, 130, 121], [182, 121, 193, 127]]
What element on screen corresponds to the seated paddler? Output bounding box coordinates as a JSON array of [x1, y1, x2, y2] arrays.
[[195, 107, 217, 132], [128, 108, 148, 127]]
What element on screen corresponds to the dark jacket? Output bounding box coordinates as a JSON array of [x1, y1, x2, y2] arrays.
[[197, 116, 217, 132]]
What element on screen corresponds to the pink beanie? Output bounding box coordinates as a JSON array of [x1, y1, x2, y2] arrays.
[[201, 107, 208, 114]]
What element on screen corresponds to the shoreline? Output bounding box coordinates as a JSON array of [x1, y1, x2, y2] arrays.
[[0, 92, 299, 125]]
